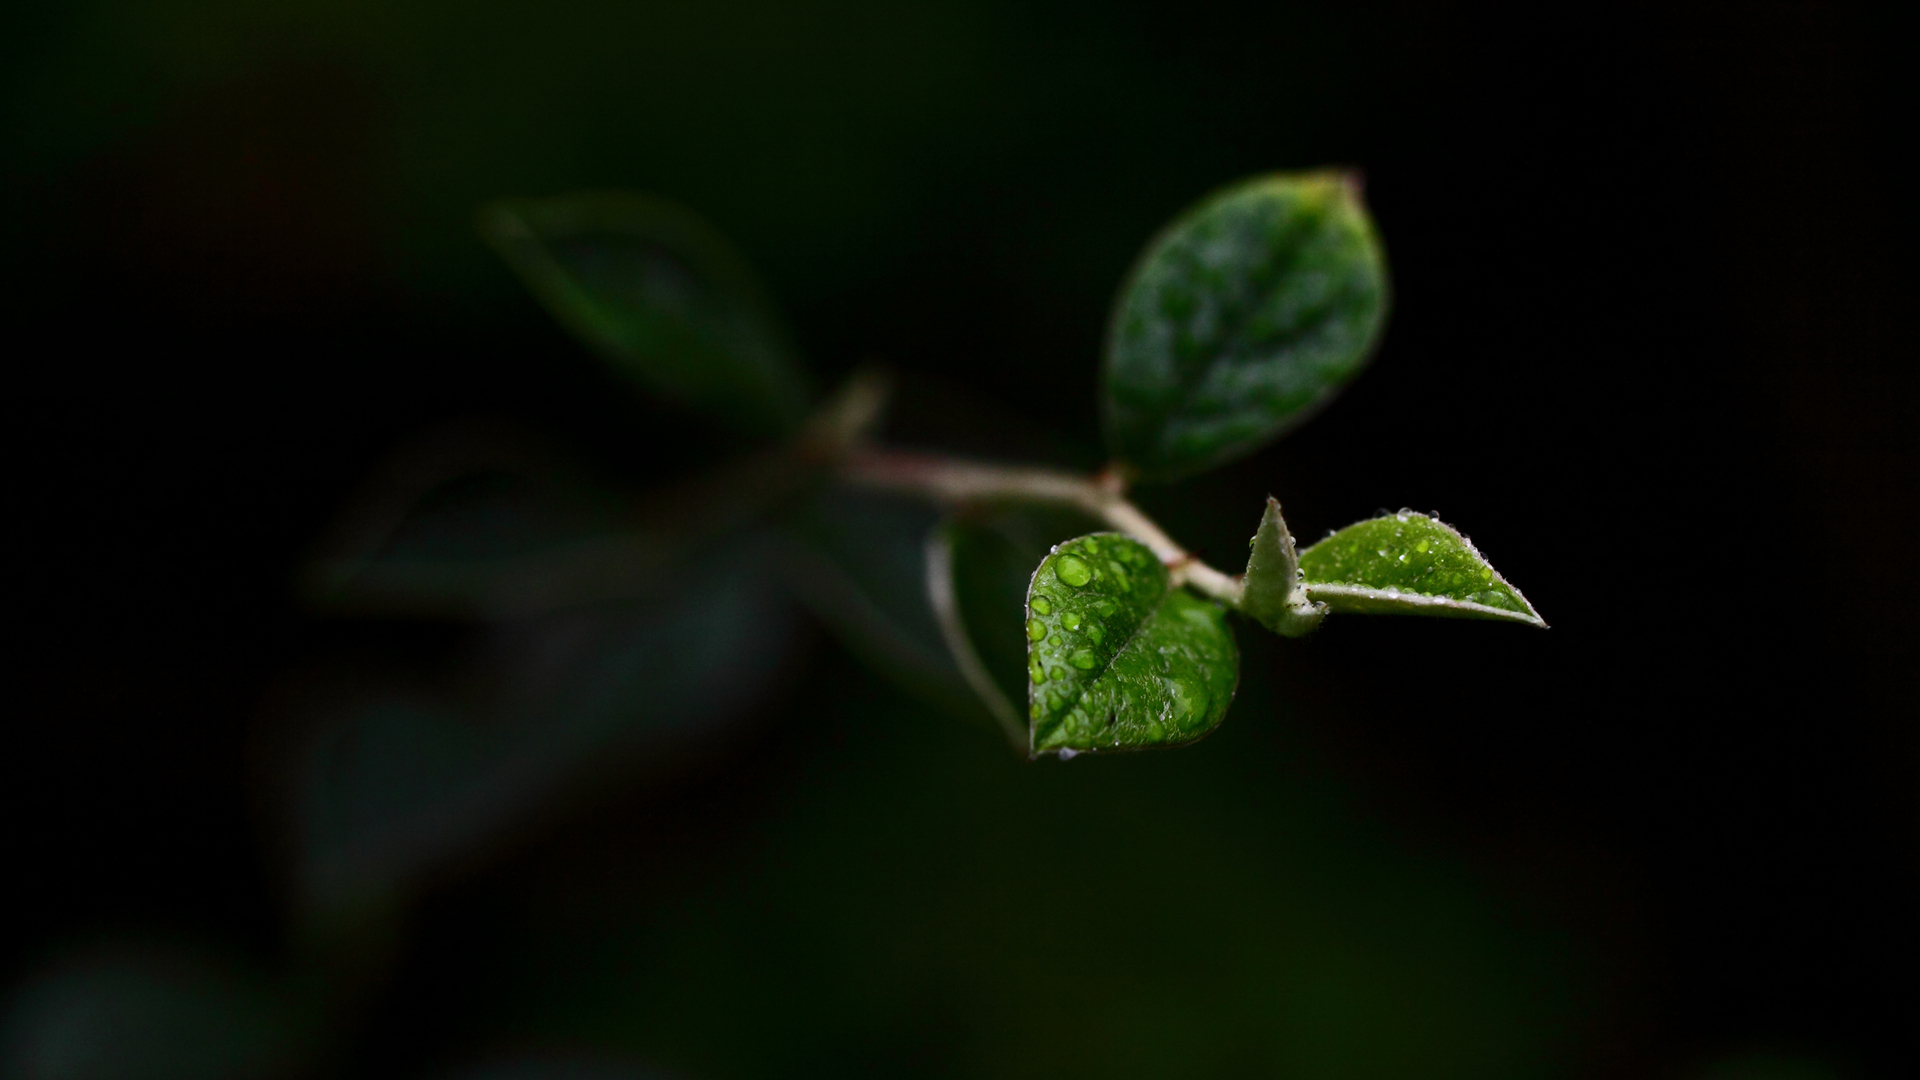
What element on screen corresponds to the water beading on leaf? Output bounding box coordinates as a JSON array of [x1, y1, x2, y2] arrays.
[[930, 506, 1107, 750], [1103, 171, 1389, 480], [480, 191, 811, 436], [1239, 497, 1327, 637], [1026, 534, 1238, 757], [1299, 512, 1545, 627]]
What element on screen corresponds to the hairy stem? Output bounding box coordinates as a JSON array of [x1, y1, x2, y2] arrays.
[[837, 447, 1246, 606]]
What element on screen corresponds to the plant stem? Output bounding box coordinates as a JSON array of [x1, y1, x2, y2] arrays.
[[837, 447, 1246, 607]]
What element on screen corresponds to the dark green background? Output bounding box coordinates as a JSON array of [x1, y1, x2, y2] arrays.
[[4, 1, 1913, 1077]]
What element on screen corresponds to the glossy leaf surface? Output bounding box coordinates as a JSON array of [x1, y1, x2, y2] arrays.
[[1103, 171, 1388, 480], [481, 192, 810, 436], [936, 505, 1106, 748], [1239, 496, 1327, 637], [1027, 534, 1238, 756], [1300, 512, 1545, 626]]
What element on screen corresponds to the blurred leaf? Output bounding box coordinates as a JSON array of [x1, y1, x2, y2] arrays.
[[777, 486, 978, 718], [1299, 512, 1545, 626], [1103, 171, 1388, 480], [281, 539, 798, 915], [1027, 534, 1238, 756], [431, 1057, 674, 1080], [1238, 496, 1327, 637], [302, 419, 834, 621], [480, 192, 811, 437], [0, 945, 308, 1080]]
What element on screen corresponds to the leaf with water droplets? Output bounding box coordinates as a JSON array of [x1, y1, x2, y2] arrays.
[[1026, 533, 1239, 757], [481, 191, 811, 437], [1299, 512, 1545, 626], [1239, 497, 1327, 637], [1102, 171, 1389, 481]]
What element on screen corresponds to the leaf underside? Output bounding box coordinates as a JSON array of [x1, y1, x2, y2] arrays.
[[1027, 534, 1238, 757], [480, 191, 811, 437], [1103, 170, 1389, 481], [1299, 512, 1545, 627]]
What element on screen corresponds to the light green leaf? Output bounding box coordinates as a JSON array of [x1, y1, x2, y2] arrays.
[[1299, 511, 1545, 626], [1239, 497, 1327, 637], [1102, 171, 1389, 480], [480, 191, 811, 436], [1027, 534, 1238, 757], [932, 506, 1106, 751]]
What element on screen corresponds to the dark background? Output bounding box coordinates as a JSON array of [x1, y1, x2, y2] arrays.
[[4, 1, 1914, 1077]]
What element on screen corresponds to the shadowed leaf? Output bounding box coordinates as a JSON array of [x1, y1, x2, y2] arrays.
[[481, 191, 811, 436]]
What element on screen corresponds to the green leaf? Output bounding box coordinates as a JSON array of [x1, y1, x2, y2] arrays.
[[480, 191, 811, 436], [934, 506, 1106, 751], [1102, 171, 1389, 480], [1299, 511, 1545, 626], [1239, 497, 1327, 637], [1027, 534, 1238, 757]]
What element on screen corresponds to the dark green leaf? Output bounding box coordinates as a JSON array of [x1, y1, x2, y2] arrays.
[[778, 487, 979, 720], [1027, 534, 1238, 756], [1238, 497, 1327, 637], [1299, 512, 1545, 626], [0, 946, 309, 1080], [480, 191, 811, 436], [280, 541, 798, 914], [1103, 171, 1389, 480]]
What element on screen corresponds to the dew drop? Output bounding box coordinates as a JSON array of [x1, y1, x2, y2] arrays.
[[1086, 624, 1105, 645], [1070, 649, 1098, 670], [1030, 596, 1052, 615], [1026, 617, 1047, 642], [1062, 611, 1082, 630], [1056, 555, 1093, 587]]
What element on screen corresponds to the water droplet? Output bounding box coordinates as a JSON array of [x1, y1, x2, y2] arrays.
[[1095, 600, 1117, 617], [1029, 702, 1041, 720], [1086, 624, 1105, 645], [1029, 657, 1045, 684], [1062, 611, 1082, 630], [1108, 562, 1131, 591], [1027, 617, 1047, 642], [1480, 567, 1494, 581], [1056, 555, 1092, 587], [1414, 538, 1431, 553], [1070, 649, 1098, 670], [1030, 597, 1052, 615]]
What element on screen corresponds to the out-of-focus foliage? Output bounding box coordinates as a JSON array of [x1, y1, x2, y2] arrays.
[[1102, 172, 1388, 481], [480, 193, 811, 436]]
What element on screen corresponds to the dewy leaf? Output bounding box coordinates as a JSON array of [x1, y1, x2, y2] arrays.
[[1103, 171, 1389, 480], [1299, 511, 1546, 626], [935, 505, 1106, 751], [480, 191, 811, 436], [1027, 534, 1238, 757], [1239, 497, 1327, 637]]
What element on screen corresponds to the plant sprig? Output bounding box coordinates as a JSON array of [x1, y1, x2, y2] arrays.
[[466, 169, 1545, 762]]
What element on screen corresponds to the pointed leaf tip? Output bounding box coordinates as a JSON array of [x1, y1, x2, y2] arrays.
[[1027, 533, 1238, 757], [1240, 497, 1327, 637], [1299, 511, 1545, 626]]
